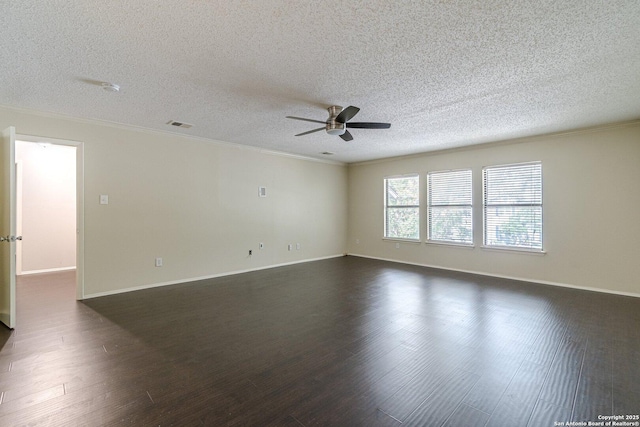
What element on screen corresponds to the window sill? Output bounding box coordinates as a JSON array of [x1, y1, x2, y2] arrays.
[[382, 237, 421, 244], [425, 240, 475, 249], [481, 245, 546, 255]]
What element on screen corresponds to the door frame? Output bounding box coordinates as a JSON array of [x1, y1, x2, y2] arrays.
[[1, 127, 17, 328], [16, 134, 85, 300]]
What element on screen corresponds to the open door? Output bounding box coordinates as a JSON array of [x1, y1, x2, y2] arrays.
[[0, 127, 17, 329]]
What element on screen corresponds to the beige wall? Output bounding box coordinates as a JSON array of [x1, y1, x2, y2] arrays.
[[3, 104, 638, 298], [347, 122, 640, 296], [16, 141, 76, 273], [1, 106, 348, 297]]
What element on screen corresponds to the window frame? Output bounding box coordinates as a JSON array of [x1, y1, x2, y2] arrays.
[[426, 169, 474, 246], [482, 161, 544, 252], [383, 174, 420, 241]]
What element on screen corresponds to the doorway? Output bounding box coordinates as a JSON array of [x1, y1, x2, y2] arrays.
[[15, 135, 84, 300]]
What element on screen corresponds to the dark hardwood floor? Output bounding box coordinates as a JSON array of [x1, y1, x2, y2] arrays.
[[0, 256, 638, 426]]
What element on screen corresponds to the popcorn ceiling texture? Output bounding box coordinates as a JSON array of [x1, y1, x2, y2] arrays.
[[2, 1, 639, 163]]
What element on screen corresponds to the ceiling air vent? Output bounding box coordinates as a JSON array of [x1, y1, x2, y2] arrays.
[[166, 120, 193, 129]]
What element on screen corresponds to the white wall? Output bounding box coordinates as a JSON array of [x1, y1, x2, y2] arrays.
[[348, 122, 640, 296], [1, 106, 348, 297], [16, 141, 76, 273]]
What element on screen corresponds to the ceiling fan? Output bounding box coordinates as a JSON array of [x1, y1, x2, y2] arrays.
[[286, 105, 391, 141]]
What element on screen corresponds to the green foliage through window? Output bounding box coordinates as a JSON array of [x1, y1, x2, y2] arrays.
[[483, 163, 542, 250], [385, 176, 419, 240], [427, 170, 473, 244]]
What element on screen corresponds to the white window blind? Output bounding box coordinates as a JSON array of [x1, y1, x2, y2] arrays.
[[483, 162, 542, 250], [427, 169, 473, 244], [384, 175, 419, 240]]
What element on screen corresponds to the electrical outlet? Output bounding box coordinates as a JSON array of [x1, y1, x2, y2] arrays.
[[395, 243, 400, 249], [259, 243, 264, 250], [155, 257, 163, 267], [288, 244, 292, 251], [249, 249, 252, 256], [296, 243, 301, 250]]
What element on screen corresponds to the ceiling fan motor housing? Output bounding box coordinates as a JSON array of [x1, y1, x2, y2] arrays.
[[326, 106, 346, 135]]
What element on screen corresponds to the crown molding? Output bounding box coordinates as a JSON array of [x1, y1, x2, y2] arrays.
[[0, 104, 345, 166], [350, 119, 640, 166]]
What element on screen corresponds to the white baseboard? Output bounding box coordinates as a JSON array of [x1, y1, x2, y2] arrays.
[[348, 253, 640, 299], [82, 254, 345, 299], [18, 266, 76, 276]]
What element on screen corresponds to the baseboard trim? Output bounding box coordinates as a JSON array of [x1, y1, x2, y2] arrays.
[[82, 254, 345, 299], [18, 267, 76, 276], [347, 253, 640, 299]]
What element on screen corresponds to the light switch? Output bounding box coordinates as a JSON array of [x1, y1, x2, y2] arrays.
[[100, 195, 109, 205]]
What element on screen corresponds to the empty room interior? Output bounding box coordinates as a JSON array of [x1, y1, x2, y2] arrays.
[[1, 2, 639, 426]]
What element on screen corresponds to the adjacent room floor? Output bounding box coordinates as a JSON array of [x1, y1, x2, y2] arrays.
[[0, 257, 638, 426]]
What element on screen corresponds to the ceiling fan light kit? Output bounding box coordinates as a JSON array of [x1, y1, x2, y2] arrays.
[[286, 105, 391, 142]]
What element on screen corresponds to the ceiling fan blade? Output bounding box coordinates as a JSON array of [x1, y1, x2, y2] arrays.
[[286, 116, 326, 124], [339, 130, 353, 141], [335, 106, 360, 123], [295, 127, 325, 137], [346, 122, 391, 129]]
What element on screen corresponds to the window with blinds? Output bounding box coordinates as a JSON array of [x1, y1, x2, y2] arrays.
[[384, 175, 419, 240], [427, 169, 473, 245], [483, 162, 542, 250]]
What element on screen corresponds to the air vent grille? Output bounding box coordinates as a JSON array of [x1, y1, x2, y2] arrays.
[[166, 120, 193, 129]]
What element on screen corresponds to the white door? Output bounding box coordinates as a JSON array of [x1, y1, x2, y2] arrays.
[[0, 127, 17, 329]]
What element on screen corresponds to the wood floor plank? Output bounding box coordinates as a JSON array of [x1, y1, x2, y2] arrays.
[[1, 258, 638, 425], [527, 398, 571, 427], [0, 384, 65, 414], [486, 359, 550, 425], [572, 377, 612, 422], [462, 355, 523, 414], [612, 386, 640, 415], [402, 369, 480, 426], [537, 336, 586, 411], [443, 403, 491, 427], [377, 342, 477, 422]]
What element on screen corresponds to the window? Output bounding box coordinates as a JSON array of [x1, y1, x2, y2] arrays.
[[384, 175, 419, 240], [427, 169, 473, 245], [483, 162, 542, 250]]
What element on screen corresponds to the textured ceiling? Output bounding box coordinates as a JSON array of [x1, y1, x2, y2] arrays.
[[2, 1, 640, 163]]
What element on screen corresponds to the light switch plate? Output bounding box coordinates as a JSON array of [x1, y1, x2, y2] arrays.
[[100, 195, 109, 205]]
